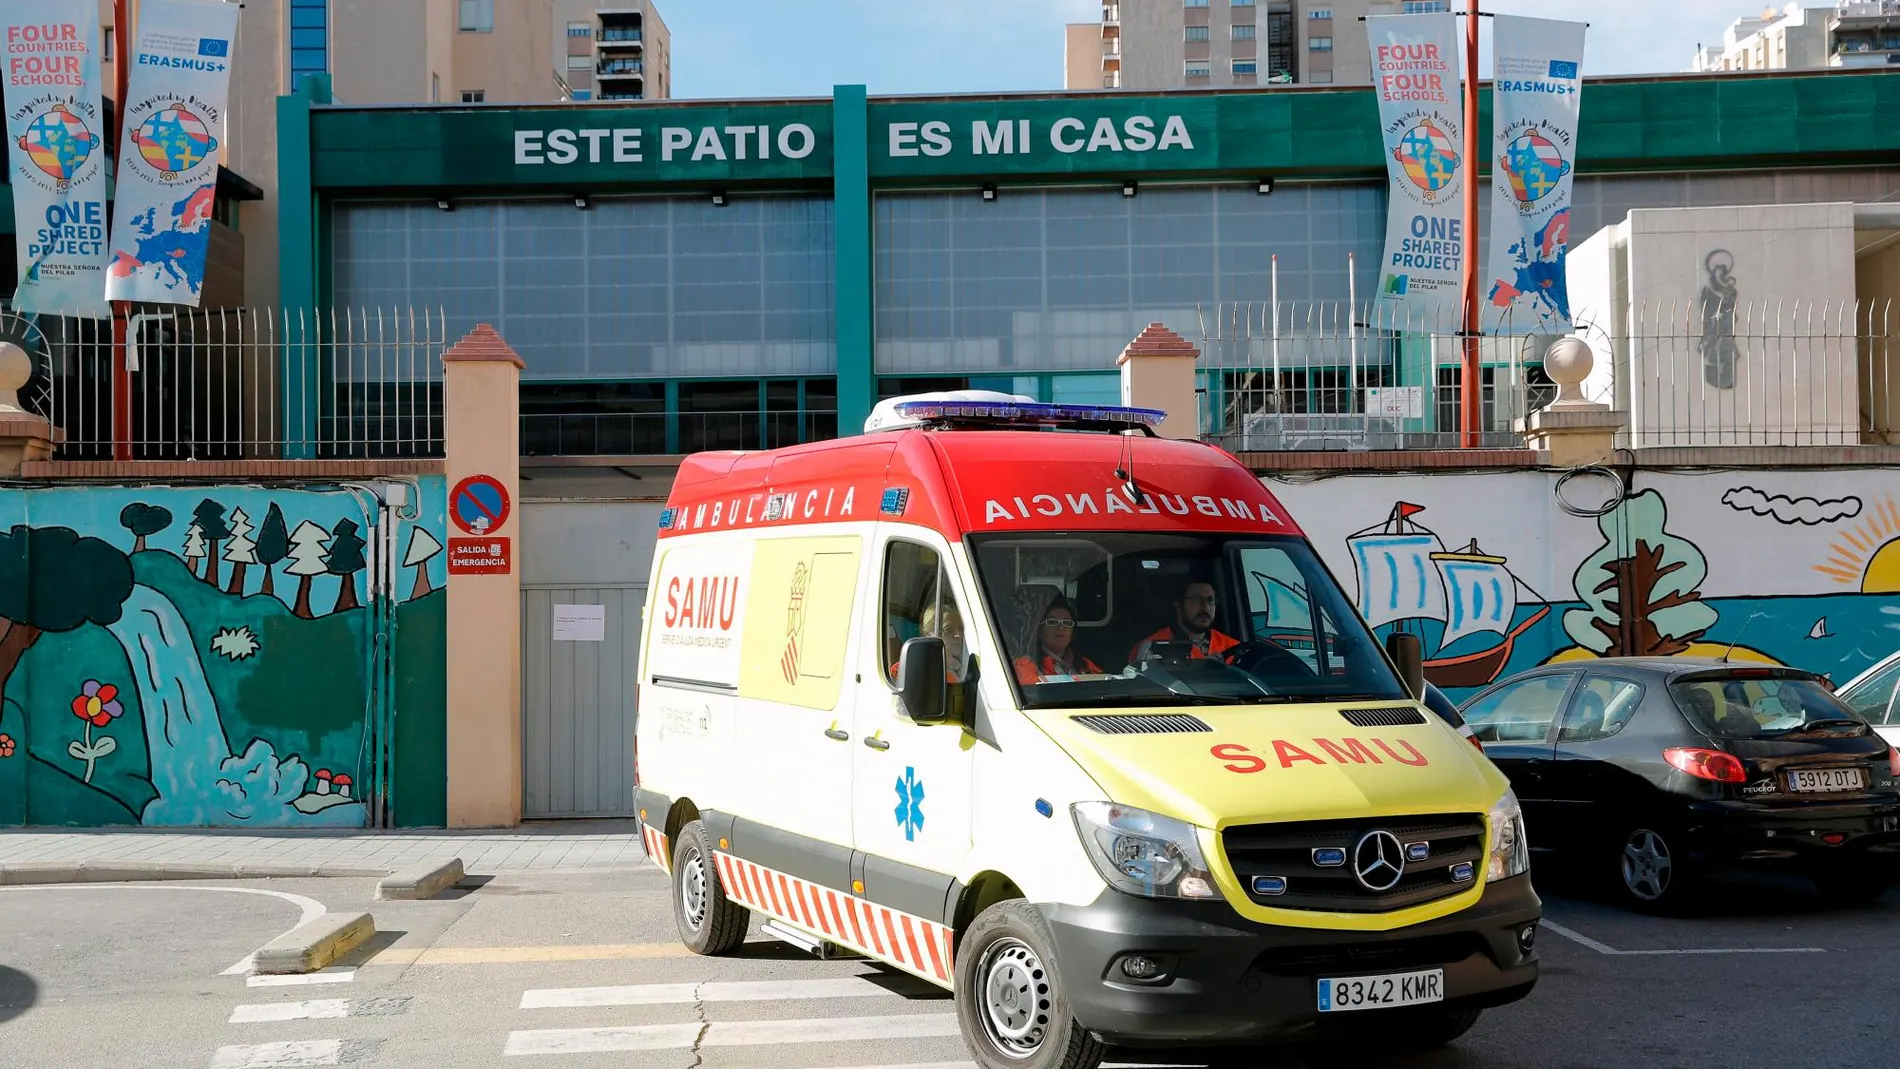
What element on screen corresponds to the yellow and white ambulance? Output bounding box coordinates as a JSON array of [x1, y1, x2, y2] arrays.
[[634, 394, 1538, 1069]]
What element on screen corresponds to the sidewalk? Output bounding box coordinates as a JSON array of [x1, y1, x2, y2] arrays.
[[0, 819, 652, 882]]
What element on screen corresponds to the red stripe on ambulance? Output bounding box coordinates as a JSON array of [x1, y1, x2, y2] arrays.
[[711, 852, 952, 984]]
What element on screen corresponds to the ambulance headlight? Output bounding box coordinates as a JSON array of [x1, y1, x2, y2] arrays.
[[1486, 789, 1530, 883], [1072, 802, 1218, 900]]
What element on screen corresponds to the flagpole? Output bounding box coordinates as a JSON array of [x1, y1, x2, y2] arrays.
[[1459, 0, 1481, 449], [111, 0, 132, 460]]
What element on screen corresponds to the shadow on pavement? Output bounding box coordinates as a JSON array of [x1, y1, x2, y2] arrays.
[[0, 965, 38, 1024]]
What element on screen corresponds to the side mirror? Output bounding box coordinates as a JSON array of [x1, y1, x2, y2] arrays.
[[1386, 631, 1425, 701], [896, 636, 948, 723]]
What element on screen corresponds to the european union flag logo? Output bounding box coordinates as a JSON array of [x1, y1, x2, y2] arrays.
[[1547, 59, 1578, 79], [198, 38, 229, 57]]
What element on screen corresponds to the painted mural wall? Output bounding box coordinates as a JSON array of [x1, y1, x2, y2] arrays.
[[0, 480, 449, 828], [1269, 468, 1900, 702]]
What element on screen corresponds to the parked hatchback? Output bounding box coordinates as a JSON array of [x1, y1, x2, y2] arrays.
[[1459, 658, 1900, 911], [1836, 649, 1900, 746]]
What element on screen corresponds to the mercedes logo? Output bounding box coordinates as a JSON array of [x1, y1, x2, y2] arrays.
[[1352, 830, 1406, 892]]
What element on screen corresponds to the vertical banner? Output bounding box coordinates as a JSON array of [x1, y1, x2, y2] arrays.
[[1483, 15, 1586, 335], [4, 3, 110, 317], [1367, 13, 1466, 329], [104, 0, 239, 307]]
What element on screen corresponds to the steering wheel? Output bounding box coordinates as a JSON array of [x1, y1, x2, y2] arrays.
[[1222, 640, 1316, 681]]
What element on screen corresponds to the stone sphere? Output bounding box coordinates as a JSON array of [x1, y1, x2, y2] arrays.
[[0, 342, 31, 393], [1544, 336, 1595, 386]]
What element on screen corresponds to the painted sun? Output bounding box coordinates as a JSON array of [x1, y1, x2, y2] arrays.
[[1816, 496, 1900, 592]]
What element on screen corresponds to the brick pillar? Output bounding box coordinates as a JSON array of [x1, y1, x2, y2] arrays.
[[442, 325, 524, 828], [1117, 322, 1201, 440], [0, 342, 58, 474]]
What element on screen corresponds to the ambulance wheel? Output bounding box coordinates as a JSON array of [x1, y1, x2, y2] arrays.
[[954, 900, 1105, 1069], [671, 820, 748, 955]]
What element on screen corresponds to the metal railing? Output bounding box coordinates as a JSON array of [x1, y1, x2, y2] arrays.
[[599, 58, 643, 75], [1197, 301, 1559, 452], [521, 411, 839, 457], [597, 26, 643, 43], [3, 305, 446, 460], [1602, 299, 1896, 449]]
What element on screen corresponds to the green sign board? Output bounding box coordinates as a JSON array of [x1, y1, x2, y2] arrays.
[[868, 94, 1385, 181], [310, 102, 836, 190]]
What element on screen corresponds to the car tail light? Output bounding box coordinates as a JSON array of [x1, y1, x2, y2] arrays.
[[1889, 747, 1900, 778], [1463, 729, 1484, 752], [1665, 747, 1747, 784]]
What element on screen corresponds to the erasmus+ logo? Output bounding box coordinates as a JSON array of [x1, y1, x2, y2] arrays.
[[198, 38, 229, 57], [1547, 59, 1578, 79]]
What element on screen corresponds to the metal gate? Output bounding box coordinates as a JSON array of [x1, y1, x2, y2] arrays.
[[520, 500, 663, 818]]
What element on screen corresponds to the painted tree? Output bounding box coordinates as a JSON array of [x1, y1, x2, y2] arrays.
[[0, 526, 136, 699], [328, 518, 368, 613], [192, 499, 232, 588], [118, 503, 173, 554], [404, 528, 443, 599], [181, 520, 208, 578], [223, 508, 258, 596], [255, 503, 290, 599], [1564, 489, 1719, 658], [285, 520, 332, 620]]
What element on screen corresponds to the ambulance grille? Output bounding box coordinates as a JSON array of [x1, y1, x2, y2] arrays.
[[1223, 814, 1486, 913], [1069, 714, 1214, 735], [1338, 706, 1428, 727]]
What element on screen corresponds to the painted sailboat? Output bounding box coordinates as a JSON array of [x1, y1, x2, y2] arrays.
[[1347, 503, 1551, 688]]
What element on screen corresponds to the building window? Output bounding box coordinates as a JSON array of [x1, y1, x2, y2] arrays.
[[457, 0, 493, 32], [1402, 0, 1450, 11], [1309, 7, 1332, 18], [566, 54, 592, 70], [1185, 63, 1211, 77], [1232, 0, 1254, 5], [431, 72, 440, 102], [1233, 60, 1257, 74], [1309, 36, 1333, 50], [102, 26, 112, 60], [1232, 24, 1256, 39], [460, 89, 485, 102], [1185, 0, 1209, 6], [1186, 25, 1210, 41], [289, 0, 327, 79], [567, 21, 592, 37]]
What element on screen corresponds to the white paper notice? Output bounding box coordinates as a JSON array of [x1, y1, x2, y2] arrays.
[[552, 604, 606, 642]]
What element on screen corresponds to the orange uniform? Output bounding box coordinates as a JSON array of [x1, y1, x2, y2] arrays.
[[1129, 626, 1240, 664], [1014, 653, 1104, 685]]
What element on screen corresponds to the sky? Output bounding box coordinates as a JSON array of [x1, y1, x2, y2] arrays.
[[664, 0, 1759, 100]]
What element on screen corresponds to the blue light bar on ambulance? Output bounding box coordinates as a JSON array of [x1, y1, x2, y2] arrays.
[[890, 400, 1167, 429]]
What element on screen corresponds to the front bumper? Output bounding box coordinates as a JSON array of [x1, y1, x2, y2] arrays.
[[1683, 798, 1900, 872], [1041, 875, 1540, 1047]]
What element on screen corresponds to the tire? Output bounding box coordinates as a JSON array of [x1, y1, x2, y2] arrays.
[[953, 899, 1106, 1069], [1612, 825, 1699, 914], [1812, 866, 1890, 905], [671, 820, 749, 955]]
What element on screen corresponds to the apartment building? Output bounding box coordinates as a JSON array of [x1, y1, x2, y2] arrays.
[[90, 0, 670, 309], [1689, 2, 1900, 71], [1073, 0, 1449, 91]]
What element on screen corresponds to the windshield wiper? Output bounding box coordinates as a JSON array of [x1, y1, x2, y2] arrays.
[[1242, 693, 1393, 705], [1030, 694, 1235, 710]]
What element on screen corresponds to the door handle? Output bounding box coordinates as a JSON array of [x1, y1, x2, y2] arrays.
[[824, 728, 849, 741], [864, 736, 891, 751]]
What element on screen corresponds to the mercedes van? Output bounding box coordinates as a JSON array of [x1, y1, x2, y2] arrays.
[[633, 393, 1539, 1069]]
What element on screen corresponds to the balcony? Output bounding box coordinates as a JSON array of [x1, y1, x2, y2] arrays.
[[597, 26, 643, 47], [597, 90, 643, 101], [598, 58, 644, 78], [1103, 3, 1120, 24], [1103, 71, 1122, 88]]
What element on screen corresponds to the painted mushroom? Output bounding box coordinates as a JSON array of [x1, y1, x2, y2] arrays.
[[333, 774, 353, 799], [314, 769, 332, 795]]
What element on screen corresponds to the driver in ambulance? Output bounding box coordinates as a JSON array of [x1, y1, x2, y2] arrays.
[[1130, 578, 1240, 664]]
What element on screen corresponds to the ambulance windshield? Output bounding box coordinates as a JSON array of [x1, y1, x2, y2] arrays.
[[968, 533, 1410, 707]]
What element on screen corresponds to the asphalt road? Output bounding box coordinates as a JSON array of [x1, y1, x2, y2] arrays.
[[1, 866, 1895, 1069]]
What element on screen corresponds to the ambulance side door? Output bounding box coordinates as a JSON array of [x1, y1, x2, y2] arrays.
[[849, 529, 977, 919]]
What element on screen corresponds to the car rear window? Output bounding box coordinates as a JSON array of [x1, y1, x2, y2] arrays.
[[1669, 677, 1868, 739]]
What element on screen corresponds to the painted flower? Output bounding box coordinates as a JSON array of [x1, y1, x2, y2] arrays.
[[0, 733, 14, 758], [71, 680, 124, 728]]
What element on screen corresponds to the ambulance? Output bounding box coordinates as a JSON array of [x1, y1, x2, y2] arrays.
[[633, 393, 1539, 1069]]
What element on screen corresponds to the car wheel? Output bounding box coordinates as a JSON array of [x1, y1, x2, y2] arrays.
[[1812, 866, 1890, 905], [1614, 826, 1698, 913], [671, 819, 749, 955], [954, 900, 1105, 1069]]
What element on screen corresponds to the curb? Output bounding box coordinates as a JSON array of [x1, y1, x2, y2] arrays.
[[0, 861, 392, 885], [376, 858, 466, 900], [253, 911, 377, 974]]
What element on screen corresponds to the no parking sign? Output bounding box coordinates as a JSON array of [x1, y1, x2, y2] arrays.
[[451, 474, 511, 536]]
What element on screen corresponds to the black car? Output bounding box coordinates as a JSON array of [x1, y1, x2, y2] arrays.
[[1458, 658, 1900, 911]]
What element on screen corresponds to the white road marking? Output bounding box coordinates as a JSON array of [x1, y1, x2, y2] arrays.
[[246, 968, 357, 987], [502, 1013, 959, 1056], [208, 1039, 342, 1067], [1540, 920, 1825, 956], [229, 999, 351, 1023], [0, 884, 328, 977], [519, 976, 905, 1008]]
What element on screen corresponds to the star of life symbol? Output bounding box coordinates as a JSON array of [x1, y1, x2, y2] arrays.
[[894, 766, 926, 841]]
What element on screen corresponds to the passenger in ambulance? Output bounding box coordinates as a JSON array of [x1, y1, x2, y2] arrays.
[[887, 592, 968, 684], [1012, 587, 1103, 685], [1129, 578, 1240, 665]]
